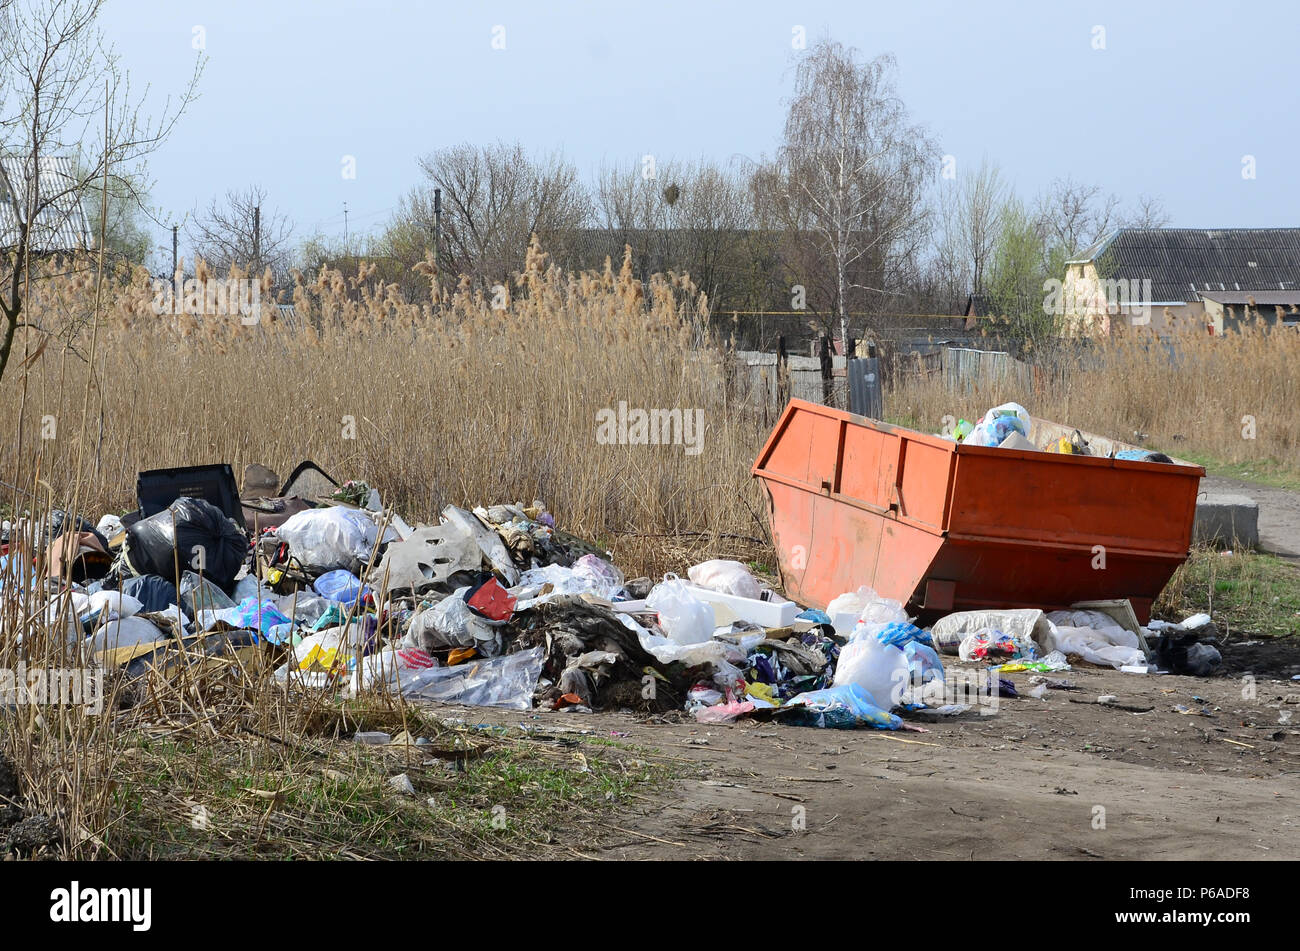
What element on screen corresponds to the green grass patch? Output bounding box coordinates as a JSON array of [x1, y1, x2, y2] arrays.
[[105, 722, 675, 860], [1156, 546, 1300, 639], [1161, 450, 1300, 491]]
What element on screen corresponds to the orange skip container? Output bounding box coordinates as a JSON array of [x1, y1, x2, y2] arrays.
[[751, 400, 1203, 624]]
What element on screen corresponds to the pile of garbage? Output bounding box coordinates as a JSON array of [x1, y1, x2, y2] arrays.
[[0, 460, 1225, 729], [943, 400, 1174, 463]]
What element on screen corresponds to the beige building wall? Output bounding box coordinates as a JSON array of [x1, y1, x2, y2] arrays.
[[1061, 262, 1209, 336]]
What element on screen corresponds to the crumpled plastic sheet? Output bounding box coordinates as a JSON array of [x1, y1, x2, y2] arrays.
[[396, 646, 544, 710], [778, 683, 901, 730]]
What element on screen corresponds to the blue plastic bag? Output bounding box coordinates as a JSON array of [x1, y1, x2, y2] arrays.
[[779, 683, 902, 730], [226, 598, 291, 640], [903, 641, 945, 684], [876, 620, 930, 648], [314, 569, 369, 605]]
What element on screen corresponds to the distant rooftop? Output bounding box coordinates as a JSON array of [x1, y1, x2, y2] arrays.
[[0, 155, 93, 253], [1068, 227, 1300, 304]]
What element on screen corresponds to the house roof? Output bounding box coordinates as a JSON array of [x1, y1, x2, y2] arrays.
[[1068, 228, 1300, 304], [0, 155, 93, 253], [1197, 289, 1300, 307]]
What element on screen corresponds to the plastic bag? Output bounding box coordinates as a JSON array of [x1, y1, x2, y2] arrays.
[[646, 574, 715, 645], [273, 592, 332, 627], [693, 700, 755, 723], [84, 589, 143, 622], [931, 609, 1052, 656], [232, 574, 273, 604], [571, 554, 625, 599], [687, 559, 762, 600], [965, 401, 1031, 448], [875, 620, 929, 648], [780, 683, 901, 730], [408, 589, 501, 653], [1045, 624, 1145, 668], [276, 505, 393, 571], [121, 575, 178, 614], [827, 585, 874, 619], [179, 570, 236, 616], [313, 569, 369, 605], [126, 498, 247, 590], [396, 646, 544, 709], [88, 616, 169, 653], [210, 597, 291, 638], [832, 637, 909, 709], [958, 629, 1020, 662], [903, 641, 945, 684], [828, 586, 907, 628]]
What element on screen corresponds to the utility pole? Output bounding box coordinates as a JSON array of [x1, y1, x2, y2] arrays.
[[343, 201, 349, 247], [171, 224, 178, 279], [252, 204, 261, 273]]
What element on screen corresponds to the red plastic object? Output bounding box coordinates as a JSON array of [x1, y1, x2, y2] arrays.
[[751, 400, 1204, 623], [465, 576, 516, 621]]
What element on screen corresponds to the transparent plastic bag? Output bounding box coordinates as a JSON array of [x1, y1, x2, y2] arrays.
[[276, 505, 394, 571], [396, 646, 544, 710], [408, 589, 501, 652], [571, 554, 625, 599]]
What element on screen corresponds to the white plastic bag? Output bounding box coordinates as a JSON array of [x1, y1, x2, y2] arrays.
[[276, 506, 396, 571], [827, 586, 875, 619], [85, 589, 143, 621], [827, 586, 907, 627], [1044, 623, 1145, 669], [646, 574, 715, 645], [88, 616, 168, 653], [687, 560, 762, 600], [832, 637, 909, 709], [931, 608, 1053, 656]]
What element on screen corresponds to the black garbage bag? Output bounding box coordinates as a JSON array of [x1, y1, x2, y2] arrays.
[[31, 509, 110, 552], [125, 498, 247, 591], [120, 574, 180, 613], [1154, 630, 1223, 677]]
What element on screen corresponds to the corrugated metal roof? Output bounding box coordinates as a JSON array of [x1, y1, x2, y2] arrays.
[[1075, 228, 1300, 304], [1198, 289, 1300, 306], [0, 154, 93, 253]]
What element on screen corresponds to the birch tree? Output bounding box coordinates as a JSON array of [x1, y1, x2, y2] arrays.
[[0, 0, 201, 383], [758, 42, 935, 350]]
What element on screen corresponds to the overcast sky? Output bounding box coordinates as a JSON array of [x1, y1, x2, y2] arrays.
[[100, 0, 1299, 267]]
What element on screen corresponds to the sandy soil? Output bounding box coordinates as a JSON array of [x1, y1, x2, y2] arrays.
[[431, 649, 1300, 861]]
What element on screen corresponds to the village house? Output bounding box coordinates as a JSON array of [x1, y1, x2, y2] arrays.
[[1062, 227, 1300, 336]]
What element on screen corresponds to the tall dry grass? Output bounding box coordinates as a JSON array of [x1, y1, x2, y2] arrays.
[[888, 316, 1300, 469], [0, 239, 775, 856], [2, 240, 773, 574]]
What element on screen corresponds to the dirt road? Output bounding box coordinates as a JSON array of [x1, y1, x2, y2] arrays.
[[1202, 474, 1300, 559], [433, 650, 1300, 861]]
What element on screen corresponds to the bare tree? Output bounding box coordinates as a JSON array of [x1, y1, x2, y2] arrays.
[[755, 42, 936, 349], [1121, 194, 1170, 230], [392, 141, 590, 291], [1035, 176, 1121, 272], [956, 159, 1006, 297], [187, 185, 294, 279], [0, 0, 202, 383], [591, 157, 750, 306]]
